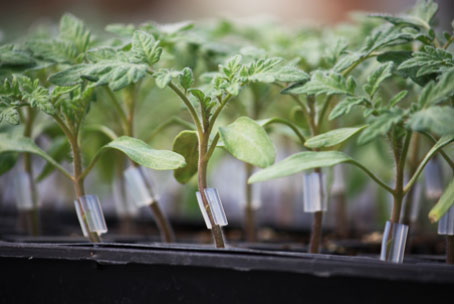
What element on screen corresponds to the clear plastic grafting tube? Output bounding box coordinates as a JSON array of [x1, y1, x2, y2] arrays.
[[302, 171, 327, 212], [380, 221, 409, 263], [330, 165, 345, 196], [113, 176, 138, 217], [124, 166, 157, 208], [438, 205, 454, 236], [14, 172, 34, 211], [196, 188, 228, 229], [74, 195, 108, 237], [425, 158, 444, 200]]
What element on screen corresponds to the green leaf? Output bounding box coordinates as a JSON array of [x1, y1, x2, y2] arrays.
[[377, 51, 433, 86], [179, 67, 194, 90], [154, 69, 183, 89], [408, 106, 454, 136], [97, 136, 186, 170], [15, 76, 55, 115], [0, 106, 20, 125], [0, 133, 70, 179], [249, 151, 352, 183], [305, 126, 367, 149], [0, 152, 18, 175], [59, 13, 91, 53], [131, 30, 162, 66], [36, 136, 70, 182], [245, 57, 308, 83], [283, 71, 355, 96], [429, 180, 454, 223], [398, 46, 454, 77], [405, 135, 454, 194], [363, 62, 393, 98], [172, 130, 198, 184], [357, 110, 404, 144], [370, 0, 438, 29], [49, 61, 149, 91], [388, 90, 408, 107], [0, 44, 35, 67], [219, 116, 276, 168], [329, 96, 367, 120], [418, 68, 454, 106]]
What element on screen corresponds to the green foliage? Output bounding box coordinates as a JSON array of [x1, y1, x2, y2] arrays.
[[283, 71, 355, 96], [49, 60, 148, 91], [418, 68, 454, 107], [398, 46, 454, 77], [172, 130, 198, 184], [131, 30, 162, 66], [329, 96, 367, 120], [305, 126, 367, 149], [357, 109, 404, 144], [429, 180, 454, 223], [0, 133, 69, 178], [408, 106, 454, 136], [363, 62, 393, 98], [219, 117, 276, 168], [249, 151, 352, 183], [371, 0, 438, 29], [97, 136, 186, 171]]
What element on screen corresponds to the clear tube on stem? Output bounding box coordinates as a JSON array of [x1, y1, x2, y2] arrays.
[[380, 221, 409, 264], [303, 171, 327, 213], [113, 176, 138, 217], [74, 194, 108, 237], [424, 158, 443, 200], [196, 188, 228, 229], [14, 172, 34, 211], [124, 166, 157, 208], [438, 205, 454, 236]]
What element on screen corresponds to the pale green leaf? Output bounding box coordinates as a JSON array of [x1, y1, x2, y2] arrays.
[[0, 106, 20, 125], [408, 106, 454, 136], [329, 96, 367, 120], [49, 61, 148, 91], [357, 110, 404, 144], [219, 116, 276, 168], [59, 13, 91, 53], [249, 151, 352, 183], [179, 67, 194, 90], [131, 30, 162, 66], [172, 130, 198, 184], [99, 136, 186, 170], [283, 71, 355, 96], [363, 62, 393, 97], [154, 69, 183, 89], [429, 180, 454, 223], [0, 133, 69, 178], [418, 68, 454, 106], [398, 46, 453, 77], [305, 126, 367, 149]]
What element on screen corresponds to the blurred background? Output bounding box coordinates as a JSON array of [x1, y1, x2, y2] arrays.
[[0, 0, 453, 30]]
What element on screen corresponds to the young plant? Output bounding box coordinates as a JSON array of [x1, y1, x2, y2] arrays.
[[150, 54, 307, 248], [0, 15, 186, 242], [250, 0, 454, 259]]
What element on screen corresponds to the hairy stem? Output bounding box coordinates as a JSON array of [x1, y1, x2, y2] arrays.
[[198, 132, 225, 248], [403, 133, 420, 225], [309, 168, 325, 253], [23, 108, 41, 236], [69, 129, 101, 243], [244, 163, 257, 242]]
